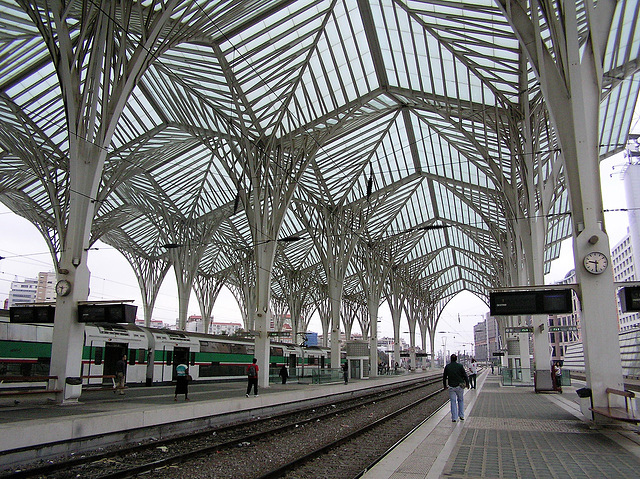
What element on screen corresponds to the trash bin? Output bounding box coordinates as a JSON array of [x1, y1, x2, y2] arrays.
[[576, 387, 592, 419], [64, 377, 82, 400]]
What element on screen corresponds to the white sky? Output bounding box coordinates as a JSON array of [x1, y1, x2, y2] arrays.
[[0, 139, 636, 353]]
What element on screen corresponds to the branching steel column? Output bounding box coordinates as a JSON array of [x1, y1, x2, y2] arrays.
[[233, 136, 316, 387], [273, 267, 316, 342], [121, 252, 171, 328], [314, 285, 331, 348], [356, 241, 394, 377], [385, 269, 407, 368], [403, 291, 424, 370], [226, 253, 257, 331], [194, 272, 226, 334], [23, 0, 186, 402], [500, 0, 623, 413]]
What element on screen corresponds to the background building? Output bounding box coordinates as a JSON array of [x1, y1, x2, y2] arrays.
[[35, 272, 56, 303], [473, 315, 500, 363], [185, 315, 242, 335], [611, 140, 640, 330], [7, 276, 38, 307]]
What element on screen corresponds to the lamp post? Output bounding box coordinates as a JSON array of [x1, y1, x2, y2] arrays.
[[297, 332, 308, 379], [438, 331, 453, 367], [486, 315, 490, 367]]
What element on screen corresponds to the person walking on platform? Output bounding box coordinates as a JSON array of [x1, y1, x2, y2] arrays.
[[443, 354, 469, 422], [246, 358, 259, 397], [343, 362, 349, 384], [279, 364, 288, 385], [115, 354, 127, 396], [469, 358, 478, 389], [552, 361, 563, 393], [174, 363, 190, 401]]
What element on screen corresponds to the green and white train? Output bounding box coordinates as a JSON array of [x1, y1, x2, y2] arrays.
[[0, 320, 328, 387]]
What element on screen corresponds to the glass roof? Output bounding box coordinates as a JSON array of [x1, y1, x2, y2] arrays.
[[1, 0, 639, 323]]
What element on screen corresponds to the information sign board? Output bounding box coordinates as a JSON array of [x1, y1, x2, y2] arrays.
[[548, 325, 578, 332], [618, 286, 640, 312], [504, 326, 534, 333], [10, 305, 55, 323], [490, 289, 573, 316]]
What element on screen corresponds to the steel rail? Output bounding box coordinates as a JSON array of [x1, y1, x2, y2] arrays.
[[254, 387, 446, 479], [5, 376, 439, 479]]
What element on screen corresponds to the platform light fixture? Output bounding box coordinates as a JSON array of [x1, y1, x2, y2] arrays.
[[161, 243, 183, 249]]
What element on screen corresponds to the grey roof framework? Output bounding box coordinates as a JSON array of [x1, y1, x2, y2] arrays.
[[1, 0, 639, 330]]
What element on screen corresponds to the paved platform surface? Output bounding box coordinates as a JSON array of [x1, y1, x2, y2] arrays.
[[0, 371, 434, 455], [363, 372, 640, 479]]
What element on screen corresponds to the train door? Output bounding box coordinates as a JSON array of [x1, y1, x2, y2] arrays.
[[172, 347, 190, 380], [103, 342, 128, 380], [350, 359, 361, 380], [289, 353, 297, 373]]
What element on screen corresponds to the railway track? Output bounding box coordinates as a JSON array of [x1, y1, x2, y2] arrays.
[[3, 376, 444, 479], [257, 386, 446, 479]]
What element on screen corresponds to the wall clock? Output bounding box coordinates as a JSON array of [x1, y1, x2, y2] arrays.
[[583, 251, 608, 275]]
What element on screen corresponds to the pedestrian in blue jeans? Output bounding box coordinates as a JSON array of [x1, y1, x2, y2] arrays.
[[443, 354, 470, 422]]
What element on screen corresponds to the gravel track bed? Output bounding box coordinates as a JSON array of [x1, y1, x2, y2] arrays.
[[146, 383, 446, 479], [5, 380, 439, 479], [279, 390, 447, 479]]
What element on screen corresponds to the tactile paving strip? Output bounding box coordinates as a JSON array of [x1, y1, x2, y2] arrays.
[[443, 389, 640, 478]]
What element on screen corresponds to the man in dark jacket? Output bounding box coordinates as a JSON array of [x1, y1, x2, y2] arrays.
[[443, 354, 469, 422], [115, 354, 127, 396], [246, 358, 259, 397]]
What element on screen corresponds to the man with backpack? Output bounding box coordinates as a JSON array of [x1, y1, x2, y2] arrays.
[[246, 358, 259, 397]]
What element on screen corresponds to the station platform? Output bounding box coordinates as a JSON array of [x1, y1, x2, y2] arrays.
[[363, 372, 640, 479], [0, 371, 434, 462]]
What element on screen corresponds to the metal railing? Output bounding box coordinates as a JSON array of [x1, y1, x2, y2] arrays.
[[310, 368, 343, 384], [500, 367, 534, 386], [500, 367, 571, 387]]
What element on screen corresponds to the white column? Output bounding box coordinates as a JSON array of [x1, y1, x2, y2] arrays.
[[532, 314, 552, 373]]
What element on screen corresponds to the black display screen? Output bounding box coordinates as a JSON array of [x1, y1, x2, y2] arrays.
[[490, 289, 573, 316], [10, 306, 55, 323]]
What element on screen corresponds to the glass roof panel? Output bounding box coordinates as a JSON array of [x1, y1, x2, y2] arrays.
[[0, 0, 638, 323]]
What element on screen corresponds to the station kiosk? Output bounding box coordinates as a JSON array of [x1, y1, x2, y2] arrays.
[[345, 340, 370, 379]]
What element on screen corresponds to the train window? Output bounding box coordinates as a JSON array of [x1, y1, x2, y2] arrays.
[[19, 363, 32, 376], [270, 347, 284, 356], [137, 349, 146, 364], [213, 343, 231, 354], [94, 347, 103, 365], [231, 344, 247, 355], [190, 352, 196, 366], [166, 351, 172, 366], [36, 357, 50, 376]]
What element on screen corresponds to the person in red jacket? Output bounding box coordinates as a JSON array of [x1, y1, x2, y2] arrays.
[[246, 358, 259, 397]]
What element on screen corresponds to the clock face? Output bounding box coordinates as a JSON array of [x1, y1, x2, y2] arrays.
[[56, 279, 71, 296], [583, 251, 608, 275]]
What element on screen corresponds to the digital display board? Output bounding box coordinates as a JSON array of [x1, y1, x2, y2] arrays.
[[490, 289, 573, 316], [10, 305, 55, 323], [77, 304, 137, 323], [618, 286, 640, 312]]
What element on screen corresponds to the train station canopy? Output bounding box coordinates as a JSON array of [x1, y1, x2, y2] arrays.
[[1, 1, 639, 326]]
